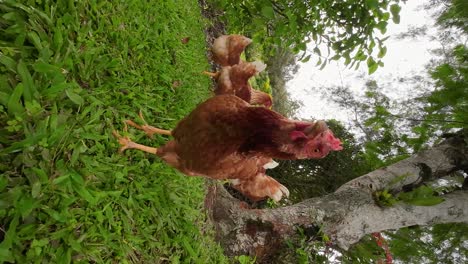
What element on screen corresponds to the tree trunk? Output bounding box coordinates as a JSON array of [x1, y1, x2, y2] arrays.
[[205, 131, 468, 261]]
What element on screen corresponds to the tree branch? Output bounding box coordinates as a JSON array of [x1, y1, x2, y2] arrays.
[[389, 112, 468, 125], [337, 131, 468, 193], [329, 190, 468, 249], [271, 1, 288, 19]]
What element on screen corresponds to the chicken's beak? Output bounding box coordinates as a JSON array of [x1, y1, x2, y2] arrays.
[[251, 61, 267, 74], [243, 36, 253, 46]]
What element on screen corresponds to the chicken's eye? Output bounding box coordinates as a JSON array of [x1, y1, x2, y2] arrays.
[[314, 149, 320, 153]]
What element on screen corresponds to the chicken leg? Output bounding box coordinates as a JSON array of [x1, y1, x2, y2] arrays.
[[125, 111, 171, 138], [112, 129, 158, 154], [113, 128, 200, 177], [202, 71, 219, 78]]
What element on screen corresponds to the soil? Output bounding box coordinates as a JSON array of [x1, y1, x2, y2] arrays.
[[198, 0, 227, 72]]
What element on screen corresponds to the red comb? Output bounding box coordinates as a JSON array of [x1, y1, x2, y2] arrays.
[[324, 130, 343, 151]]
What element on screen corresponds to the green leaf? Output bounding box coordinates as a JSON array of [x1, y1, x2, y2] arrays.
[[367, 57, 378, 74], [182, 237, 197, 258], [17, 195, 36, 219], [74, 186, 97, 205], [30, 238, 49, 256], [301, 54, 311, 63], [398, 186, 445, 206], [70, 171, 85, 186], [406, 196, 445, 206], [376, 21, 388, 34], [374, 189, 398, 207], [313, 46, 321, 56], [369, 40, 376, 52], [378, 46, 387, 58], [319, 60, 327, 70], [366, 0, 379, 9], [53, 27, 64, 51], [316, 58, 322, 66], [344, 55, 351, 65], [65, 89, 84, 105], [28, 31, 43, 51], [390, 4, 401, 24], [0, 131, 47, 154], [7, 83, 25, 116], [0, 54, 17, 73], [52, 174, 71, 185], [0, 215, 19, 262], [33, 60, 61, 74], [43, 208, 67, 222], [297, 42, 307, 52], [45, 82, 69, 98], [355, 50, 367, 61], [17, 60, 38, 101], [31, 181, 42, 198], [382, 12, 390, 21], [261, 6, 275, 19]]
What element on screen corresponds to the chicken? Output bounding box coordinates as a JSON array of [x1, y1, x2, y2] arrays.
[[211, 34, 252, 66], [204, 61, 272, 108], [114, 95, 342, 202]]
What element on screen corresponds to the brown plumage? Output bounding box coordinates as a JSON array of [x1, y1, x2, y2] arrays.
[[212, 35, 252, 66], [249, 88, 272, 109], [205, 61, 272, 108], [114, 95, 343, 202]]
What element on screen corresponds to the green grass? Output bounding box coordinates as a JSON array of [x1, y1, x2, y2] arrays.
[[0, 0, 228, 262]]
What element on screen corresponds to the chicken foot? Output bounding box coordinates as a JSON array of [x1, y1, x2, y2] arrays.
[[112, 126, 158, 154], [125, 110, 172, 137]]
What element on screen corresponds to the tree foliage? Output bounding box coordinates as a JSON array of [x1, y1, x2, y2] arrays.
[[265, 47, 303, 117], [211, 0, 401, 73], [432, 0, 468, 34], [423, 44, 468, 131], [388, 223, 468, 264]]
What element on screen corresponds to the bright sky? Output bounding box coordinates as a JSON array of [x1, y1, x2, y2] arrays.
[[287, 0, 436, 122]]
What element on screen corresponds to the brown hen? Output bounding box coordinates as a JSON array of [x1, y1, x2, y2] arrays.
[[114, 95, 342, 202], [211, 34, 252, 66], [204, 61, 272, 108]]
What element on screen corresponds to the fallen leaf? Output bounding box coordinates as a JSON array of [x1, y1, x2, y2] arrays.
[[181, 37, 190, 44], [172, 80, 181, 88]]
